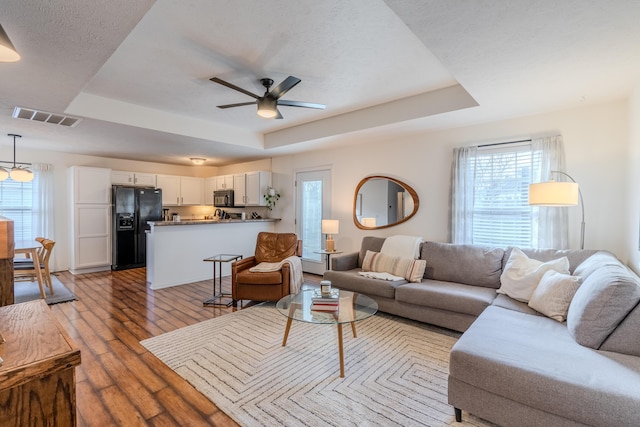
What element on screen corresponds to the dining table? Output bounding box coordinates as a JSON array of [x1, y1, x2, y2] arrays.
[[14, 239, 46, 299]]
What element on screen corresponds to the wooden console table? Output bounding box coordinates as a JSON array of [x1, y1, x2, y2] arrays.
[[0, 300, 81, 426]]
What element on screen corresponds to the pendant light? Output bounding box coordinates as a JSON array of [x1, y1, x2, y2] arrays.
[[1, 134, 33, 182]]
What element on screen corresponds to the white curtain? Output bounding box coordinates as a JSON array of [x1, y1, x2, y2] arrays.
[[531, 135, 569, 249], [450, 145, 477, 244], [31, 163, 54, 240]]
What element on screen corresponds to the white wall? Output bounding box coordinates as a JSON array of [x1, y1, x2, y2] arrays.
[[627, 84, 640, 273], [271, 99, 631, 261]]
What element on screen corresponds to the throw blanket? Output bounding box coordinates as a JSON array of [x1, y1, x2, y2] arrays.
[[381, 235, 423, 259], [358, 271, 405, 281], [249, 256, 304, 294]]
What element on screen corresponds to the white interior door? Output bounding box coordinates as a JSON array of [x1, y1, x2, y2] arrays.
[[295, 169, 331, 275]]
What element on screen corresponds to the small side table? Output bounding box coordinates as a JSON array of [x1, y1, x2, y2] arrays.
[[203, 254, 242, 306], [314, 250, 343, 271]]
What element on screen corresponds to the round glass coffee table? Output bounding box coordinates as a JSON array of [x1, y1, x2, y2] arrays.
[[276, 289, 378, 378]]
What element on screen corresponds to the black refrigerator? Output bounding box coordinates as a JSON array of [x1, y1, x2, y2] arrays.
[[112, 186, 162, 270]]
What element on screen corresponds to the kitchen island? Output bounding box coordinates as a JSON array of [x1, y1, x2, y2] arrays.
[[146, 218, 278, 290]]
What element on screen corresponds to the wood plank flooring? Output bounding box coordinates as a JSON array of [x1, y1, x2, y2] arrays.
[[49, 268, 323, 426]]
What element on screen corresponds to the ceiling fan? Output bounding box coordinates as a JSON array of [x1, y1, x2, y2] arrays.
[[210, 76, 326, 119]]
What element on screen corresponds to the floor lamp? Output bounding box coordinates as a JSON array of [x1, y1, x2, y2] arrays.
[[528, 171, 585, 249]]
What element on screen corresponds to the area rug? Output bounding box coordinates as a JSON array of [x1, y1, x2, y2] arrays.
[[141, 304, 492, 427], [14, 275, 77, 305]]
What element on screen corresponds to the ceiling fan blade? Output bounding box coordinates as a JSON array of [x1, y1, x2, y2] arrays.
[[216, 101, 257, 109], [275, 109, 283, 119], [278, 100, 326, 110], [210, 77, 260, 99], [269, 76, 301, 99]]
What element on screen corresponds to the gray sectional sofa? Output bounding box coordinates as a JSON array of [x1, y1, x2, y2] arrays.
[[324, 236, 640, 426]]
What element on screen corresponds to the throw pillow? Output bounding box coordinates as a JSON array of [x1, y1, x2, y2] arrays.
[[497, 247, 570, 302], [362, 250, 426, 283], [528, 270, 582, 322]]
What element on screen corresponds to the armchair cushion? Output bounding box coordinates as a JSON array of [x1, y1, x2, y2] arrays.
[[255, 232, 299, 263]]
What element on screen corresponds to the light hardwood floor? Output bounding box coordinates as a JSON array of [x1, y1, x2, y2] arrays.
[[49, 268, 323, 426]]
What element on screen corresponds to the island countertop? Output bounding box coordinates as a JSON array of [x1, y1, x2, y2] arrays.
[[148, 218, 280, 226]]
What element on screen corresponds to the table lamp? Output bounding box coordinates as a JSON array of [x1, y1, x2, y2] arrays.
[[322, 219, 339, 252]]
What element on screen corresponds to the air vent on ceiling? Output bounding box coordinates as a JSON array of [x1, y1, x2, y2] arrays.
[[12, 106, 82, 127]]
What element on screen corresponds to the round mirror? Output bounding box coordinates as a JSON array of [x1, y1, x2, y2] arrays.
[[353, 175, 419, 229]]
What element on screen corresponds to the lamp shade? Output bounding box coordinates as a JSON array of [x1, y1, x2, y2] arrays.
[[10, 167, 33, 182], [528, 181, 579, 206], [0, 166, 8, 181], [321, 219, 339, 235]]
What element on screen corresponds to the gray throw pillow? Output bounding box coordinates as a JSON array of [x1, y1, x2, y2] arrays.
[[566, 263, 640, 349]]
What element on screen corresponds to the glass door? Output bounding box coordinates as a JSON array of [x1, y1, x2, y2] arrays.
[[295, 169, 331, 275]]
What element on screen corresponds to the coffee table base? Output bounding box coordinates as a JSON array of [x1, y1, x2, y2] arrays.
[[282, 316, 357, 378]]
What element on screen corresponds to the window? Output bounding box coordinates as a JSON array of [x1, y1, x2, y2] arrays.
[[451, 136, 568, 249], [0, 178, 33, 241], [472, 144, 538, 247]]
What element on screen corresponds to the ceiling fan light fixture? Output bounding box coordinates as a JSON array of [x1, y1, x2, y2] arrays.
[[190, 157, 206, 165], [257, 97, 278, 118], [0, 23, 20, 62]]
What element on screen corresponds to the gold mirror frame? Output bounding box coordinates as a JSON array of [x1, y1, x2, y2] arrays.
[[353, 175, 419, 230]]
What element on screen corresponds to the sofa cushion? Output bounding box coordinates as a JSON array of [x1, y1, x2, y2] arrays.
[[323, 269, 406, 299], [358, 236, 386, 267], [491, 294, 541, 316], [497, 248, 569, 302], [573, 250, 621, 279], [450, 306, 640, 427], [395, 280, 496, 316], [362, 250, 426, 283], [421, 241, 504, 288], [567, 262, 640, 349], [599, 302, 640, 356], [504, 247, 597, 274], [527, 270, 582, 322]]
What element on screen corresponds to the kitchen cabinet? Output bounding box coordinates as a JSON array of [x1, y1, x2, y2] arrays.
[[69, 166, 111, 273], [180, 176, 204, 205], [156, 174, 204, 206], [205, 177, 216, 205], [216, 174, 234, 190], [111, 170, 156, 187], [233, 171, 270, 206]]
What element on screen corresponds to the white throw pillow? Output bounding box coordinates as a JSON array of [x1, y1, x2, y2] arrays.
[[528, 270, 582, 322], [497, 248, 570, 302]]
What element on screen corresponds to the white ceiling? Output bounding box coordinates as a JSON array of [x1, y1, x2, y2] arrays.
[[0, 0, 639, 166]]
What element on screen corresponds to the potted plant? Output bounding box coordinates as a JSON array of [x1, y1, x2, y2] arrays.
[[264, 186, 280, 211]]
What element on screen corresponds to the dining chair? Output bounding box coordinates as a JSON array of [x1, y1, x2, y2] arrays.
[[14, 239, 56, 296]]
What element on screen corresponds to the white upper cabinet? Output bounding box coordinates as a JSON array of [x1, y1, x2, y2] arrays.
[[233, 171, 270, 206], [180, 176, 204, 205], [71, 166, 112, 204], [156, 174, 181, 206], [204, 177, 216, 205], [215, 175, 234, 190], [111, 170, 157, 187], [156, 174, 204, 206]]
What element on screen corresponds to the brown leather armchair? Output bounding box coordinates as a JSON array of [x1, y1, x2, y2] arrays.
[[232, 232, 302, 306]]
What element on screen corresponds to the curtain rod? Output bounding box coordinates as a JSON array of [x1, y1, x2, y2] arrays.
[[478, 138, 532, 148]]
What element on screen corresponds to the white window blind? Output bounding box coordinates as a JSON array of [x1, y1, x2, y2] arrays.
[[0, 179, 33, 241], [472, 144, 539, 247]]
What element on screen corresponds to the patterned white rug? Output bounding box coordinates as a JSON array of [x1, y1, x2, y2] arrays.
[[141, 304, 492, 427]]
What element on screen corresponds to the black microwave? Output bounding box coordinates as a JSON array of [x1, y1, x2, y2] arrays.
[[214, 189, 234, 207]]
